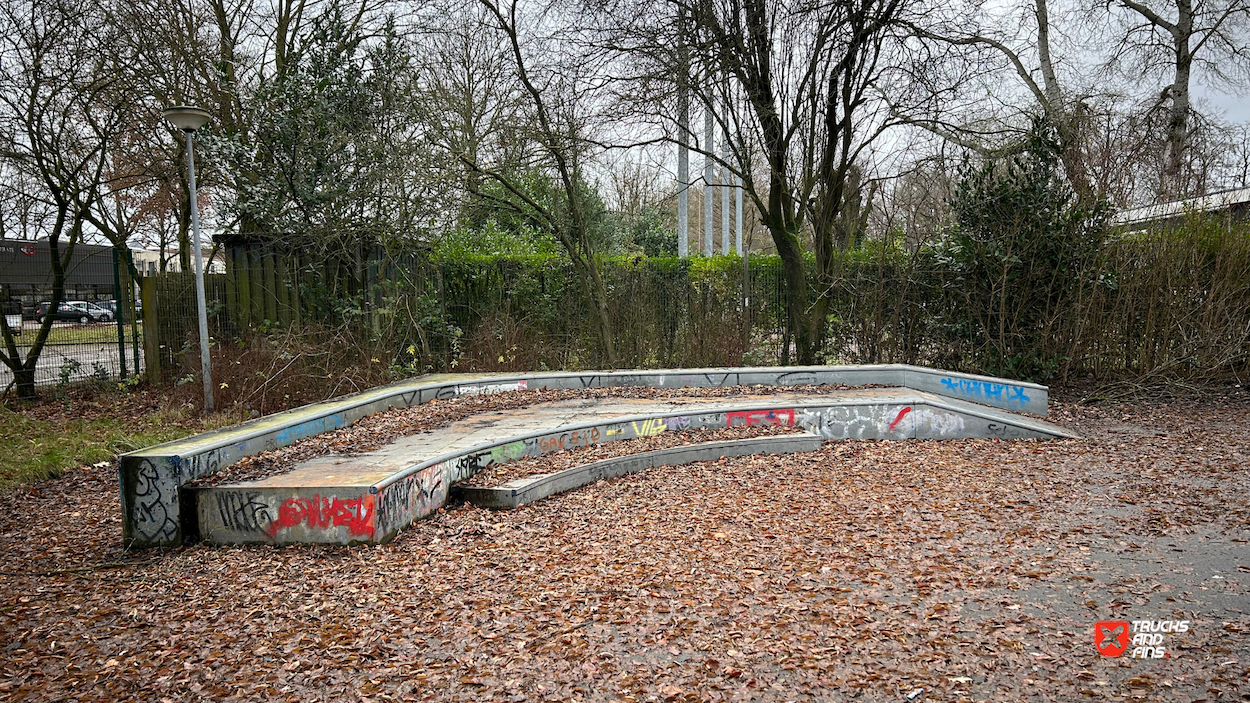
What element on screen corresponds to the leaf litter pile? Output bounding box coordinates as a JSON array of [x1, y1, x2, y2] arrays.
[[2, 389, 1249, 702], [458, 425, 804, 489]]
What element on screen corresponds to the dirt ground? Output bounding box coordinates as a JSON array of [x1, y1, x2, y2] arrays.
[[1, 391, 1248, 702]]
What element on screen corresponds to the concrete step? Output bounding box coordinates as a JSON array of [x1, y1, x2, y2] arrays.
[[452, 432, 825, 510]]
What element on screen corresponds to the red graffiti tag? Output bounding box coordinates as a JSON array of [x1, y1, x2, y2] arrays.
[[888, 406, 912, 431], [726, 408, 796, 428], [266, 493, 375, 538]]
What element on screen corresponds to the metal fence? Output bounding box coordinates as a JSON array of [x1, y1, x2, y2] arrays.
[[0, 246, 144, 390]]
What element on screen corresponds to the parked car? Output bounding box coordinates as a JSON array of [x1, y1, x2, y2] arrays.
[[1, 303, 19, 335], [98, 299, 142, 322], [34, 301, 114, 324]]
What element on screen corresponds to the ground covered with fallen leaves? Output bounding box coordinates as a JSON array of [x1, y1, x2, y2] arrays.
[[2, 389, 1249, 702], [458, 425, 803, 488]]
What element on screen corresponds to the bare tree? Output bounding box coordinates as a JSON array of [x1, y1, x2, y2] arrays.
[[100, 0, 221, 270], [1225, 122, 1250, 188], [617, 0, 911, 363], [1108, 0, 1250, 198], [453, 0, 620, 365], [0, 0, 128, 397], [417, 5, 530, 231], [899, 0, 1108, 200], [870, 142, 960, 249]]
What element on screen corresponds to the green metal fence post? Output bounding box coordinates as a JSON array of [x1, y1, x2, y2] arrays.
[[112, 247, 128, 379], [123, 249, 141, 375]]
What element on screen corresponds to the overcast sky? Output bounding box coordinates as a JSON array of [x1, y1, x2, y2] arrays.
[[1198, 86, 1249, 124]]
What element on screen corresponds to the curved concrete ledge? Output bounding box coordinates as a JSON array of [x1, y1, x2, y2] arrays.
[[123, 365, 1050, 547], [191, 391, 1076, 546], [451, 433, 826, 509]]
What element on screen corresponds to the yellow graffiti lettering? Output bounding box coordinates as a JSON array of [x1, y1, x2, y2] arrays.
[[630, 419, 667, 437]]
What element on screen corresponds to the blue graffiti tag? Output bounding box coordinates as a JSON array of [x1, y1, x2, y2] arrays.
[[939, 378, 1030, 408], [274, 413, 349, 446]]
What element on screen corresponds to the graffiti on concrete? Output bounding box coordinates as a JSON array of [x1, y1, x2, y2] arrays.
[[888, 406, 912, 431], [663, 416, 691, 431], [798, 406, 896, 439], [489, 441, 529, 464], [538, 427, 602, 453], [130, 459, 179, 544], [986, 423, 1030, 439], [435, 380, 529, 400], [727, 408, 796, 428], [909, 407, 966, 436], [266, 494, 375, 539], [377, 465, 446, 531], [459, 380, 529, 396], [449, 453, 487, 483], [701, 372, 741, 387], [939, 377, 1030, 408], [213, 491, 272, 534], [181, 448, 227, 481], [798, 404, 967, 439], [920, 405, 965, 432], [695, 412, 727, 428], [630, 418, 668, 437], [776, 371, 819, 386], [571, 371, 748, 390]]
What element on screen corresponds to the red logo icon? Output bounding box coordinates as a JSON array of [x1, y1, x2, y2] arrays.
[[20, 244, 35, 256], [1095, 621, 1130, 657]]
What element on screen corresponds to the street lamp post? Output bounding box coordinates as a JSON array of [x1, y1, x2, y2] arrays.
[[162, 106, 215, 415]]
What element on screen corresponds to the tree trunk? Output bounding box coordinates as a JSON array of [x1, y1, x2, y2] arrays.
[[14, 365, 36, 400], [568, 252, 616, 368], [586, 258, 617, 367], [774, 227, 817, 364], [1035, 0, 1091, 199], [178, 165, 193, 273], [1163, 21, 1193, 199], [6, 229, 72, 399]]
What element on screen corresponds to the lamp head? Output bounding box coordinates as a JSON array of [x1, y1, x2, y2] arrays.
[[162, 106, 211, 132]]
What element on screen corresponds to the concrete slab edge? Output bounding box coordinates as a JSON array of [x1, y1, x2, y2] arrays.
[[194, 395, 1075, 545], [372, 392, 1073, 493], [452, 433, 825, 509], [129, 365, 1049, 547], [134, 365, 1046, 461], [365, 397, 1071, 543]]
